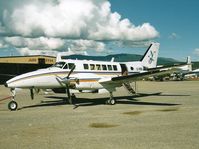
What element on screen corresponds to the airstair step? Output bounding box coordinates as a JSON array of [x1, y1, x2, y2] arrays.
[[123, 83, 136, 95]]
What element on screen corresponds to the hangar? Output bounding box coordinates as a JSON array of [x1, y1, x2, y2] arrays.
[[0, 55, 56, 84]]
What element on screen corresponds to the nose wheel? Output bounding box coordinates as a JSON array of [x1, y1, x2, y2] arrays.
[[8, 89, 18, 111], [8, 101, 18, 111]]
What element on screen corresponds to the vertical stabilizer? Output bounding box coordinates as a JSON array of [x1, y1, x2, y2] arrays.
[[140, 42, 160, 68], [186, 56, 192, 71]]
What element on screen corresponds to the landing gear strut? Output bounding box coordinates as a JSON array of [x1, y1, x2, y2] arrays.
[[106, 92, 116, 105], [8, 89, 18, 111]]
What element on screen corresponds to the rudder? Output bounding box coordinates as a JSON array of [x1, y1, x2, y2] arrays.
[[140, 42, 160, 68]]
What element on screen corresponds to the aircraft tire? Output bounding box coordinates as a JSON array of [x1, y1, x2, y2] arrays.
[[8, 101, 18, 111], [109, 99, 116, 105]]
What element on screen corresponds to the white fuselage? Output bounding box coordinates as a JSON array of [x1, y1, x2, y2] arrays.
[[6, 59, 146, 90]]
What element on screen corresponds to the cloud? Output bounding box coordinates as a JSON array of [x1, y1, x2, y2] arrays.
[[0, 37, 7, 48], [4, 36, 65, 50], [0, 0, 159, 55], [168, 32, 180, 40], [194, 48, 199, 56], [67, 40, 105, 52], [4, 36, 106, 55], [17, 47, 57, 56], [0, 40, 5, 48]]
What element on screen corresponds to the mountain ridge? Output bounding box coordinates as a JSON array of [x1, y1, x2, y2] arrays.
[[62, 53, 178, 65]]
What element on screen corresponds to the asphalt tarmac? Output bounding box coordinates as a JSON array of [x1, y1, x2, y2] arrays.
[[0, 81, 199, 149]]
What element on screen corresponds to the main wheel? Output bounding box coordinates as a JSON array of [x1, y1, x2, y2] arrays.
[[109, 99, 116, 105], [8, 101, 18, 111]]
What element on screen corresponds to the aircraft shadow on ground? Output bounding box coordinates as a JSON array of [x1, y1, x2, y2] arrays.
[[18, 92, 188, 110]]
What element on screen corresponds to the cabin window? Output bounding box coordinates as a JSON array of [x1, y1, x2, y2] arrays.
[[83, 64, 89, 70], [68, 63, 75, 69], [113, 65, 117, 71], [90, 64, 95, 70], [130, 67, 134, 70], [108, 65, 112, 71], [136, 67, 142, 71], [96, 64, 101, 70], [102, 65, 107, 70], [63, 63, 68, 69]]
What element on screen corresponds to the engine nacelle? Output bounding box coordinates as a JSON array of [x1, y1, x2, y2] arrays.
[[98, 89, 109, 94]]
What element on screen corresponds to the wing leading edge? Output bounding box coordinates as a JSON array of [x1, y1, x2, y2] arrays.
[[99, 64, 186, 92]]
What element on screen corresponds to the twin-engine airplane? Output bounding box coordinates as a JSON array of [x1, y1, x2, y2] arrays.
[[4, 43, 184, 110]]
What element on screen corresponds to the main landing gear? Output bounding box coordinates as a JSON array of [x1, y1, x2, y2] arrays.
[[8, 89, 18, 111], [106, 92, 116, 105]]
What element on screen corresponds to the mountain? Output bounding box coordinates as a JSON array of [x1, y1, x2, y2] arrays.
[[192, 61, 199, 70], [62, 53, 178, 65]]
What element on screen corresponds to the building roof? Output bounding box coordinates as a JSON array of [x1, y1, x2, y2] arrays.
[[0, 55, 56, 64]]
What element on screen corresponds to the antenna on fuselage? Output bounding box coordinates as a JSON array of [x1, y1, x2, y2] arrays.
[[111, 57, 115, 62]]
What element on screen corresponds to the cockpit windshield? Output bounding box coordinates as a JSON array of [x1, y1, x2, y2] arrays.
[[52, 62, 66, 68]]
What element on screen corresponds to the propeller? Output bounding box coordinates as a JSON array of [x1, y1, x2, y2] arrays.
[[30, 89, 34, 100], [66, 65, 76, 104], [56, 65, 76, 104], [67, 65, 76, 79]]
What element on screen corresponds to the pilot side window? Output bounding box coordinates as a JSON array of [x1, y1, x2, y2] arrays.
[[63, 63, 68, 69], [102, 65, 107, 70], [130, 67, 134, 70], [68, 63, 75, 69], [83, 64, 89, 70], [90, 64, 95, 70], [108, 65, 112, 71], [53, 62, 65, 68]]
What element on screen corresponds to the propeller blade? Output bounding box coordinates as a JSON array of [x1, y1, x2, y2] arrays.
[[30, 89, 34, 100], [67, 65, 76, 78]]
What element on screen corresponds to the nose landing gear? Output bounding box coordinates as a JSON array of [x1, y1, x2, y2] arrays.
[[8, 101, 18, 111], [8, 89, 18, 111]]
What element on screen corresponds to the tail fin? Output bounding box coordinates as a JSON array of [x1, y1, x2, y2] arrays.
[[140, 42, 160, 68], [186, 56, 192, 71]]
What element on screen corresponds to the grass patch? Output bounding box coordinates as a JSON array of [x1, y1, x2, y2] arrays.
[[122, 111, 142, 116], [156, 108, 179, 112], [89, 123, 119, 128]]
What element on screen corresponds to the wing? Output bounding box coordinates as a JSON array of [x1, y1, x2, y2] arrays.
[[99, 64, 184, 92]]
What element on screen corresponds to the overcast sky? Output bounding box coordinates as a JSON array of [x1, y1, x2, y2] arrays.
[[0, 0, 198, 61]]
